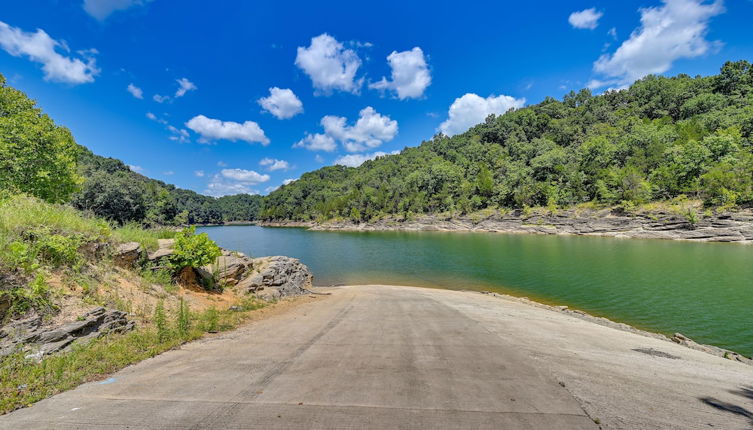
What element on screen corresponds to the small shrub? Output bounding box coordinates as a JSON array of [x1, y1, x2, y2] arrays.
[[2, 240, 38, 273], [685, 209, 699, 229], [1, 273, 56, 317], [35, 232, 82, 268], [175, 298, 190, 337], [153, 300, 168, 342], [202, 307, 219, 333], [169, 227, 221, 272]]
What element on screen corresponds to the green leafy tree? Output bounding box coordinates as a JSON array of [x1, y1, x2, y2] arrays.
[[349, 207, 362, 223], [72, 171, 148, 224], [0, 73, 81, 202]]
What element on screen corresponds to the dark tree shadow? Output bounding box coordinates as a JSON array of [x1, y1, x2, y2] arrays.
[[700, 386, 753, 428]]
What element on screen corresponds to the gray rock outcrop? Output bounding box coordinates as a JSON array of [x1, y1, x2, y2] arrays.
[[148, 239, 176, 261], [0, 307, 135, 359], [202, 253, 251, 287], [113, 242, 144, 268], [235, 256, 313, 299], [301, 209, 753, 243]]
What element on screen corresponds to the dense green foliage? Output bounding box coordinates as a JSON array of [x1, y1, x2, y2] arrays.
[[0, 75, 81, 203], [262, 62, 753, 221], [169, 226, 222, 271], [5, 63, 753, 226], [73, 148, 264, 225]]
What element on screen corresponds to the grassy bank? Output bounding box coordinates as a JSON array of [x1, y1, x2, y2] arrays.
[[0, 194, 178, 320], [0, 194, 266, 414], [0, 296, 267, 414]]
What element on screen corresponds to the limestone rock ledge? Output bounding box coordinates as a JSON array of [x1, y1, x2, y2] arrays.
[[0, 307, 134, 359]]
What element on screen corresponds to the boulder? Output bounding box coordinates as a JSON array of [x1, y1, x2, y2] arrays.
[[0, 307, 135, 358], [148, 239, 175, 261], [113, 242, 144, 268], [237, 256, 313, 298], [202, 254, 252, 286]]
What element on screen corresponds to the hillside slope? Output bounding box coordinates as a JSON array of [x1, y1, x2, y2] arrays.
[[262, 61, 753, 222], [73, 148, 263, 225]]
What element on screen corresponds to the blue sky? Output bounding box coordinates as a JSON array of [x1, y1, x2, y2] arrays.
[[1, 0, 752, 196]]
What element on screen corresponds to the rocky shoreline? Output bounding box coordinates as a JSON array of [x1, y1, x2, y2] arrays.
[[261, 207, 753, 243], [2, 239, 315, 360]]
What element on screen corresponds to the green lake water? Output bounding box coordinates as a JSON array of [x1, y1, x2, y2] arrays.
[[198, 225, 753, 356]]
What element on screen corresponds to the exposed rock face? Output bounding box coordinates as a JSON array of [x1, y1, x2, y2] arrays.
[[148, 239, 176, 261], [0, 307, 135, 359], [293, 209, 753, 243], [113, 242, 144, 268], [78, 241, 110, 260], [236, 256, 313, 299], [202, 253, 251, 287]]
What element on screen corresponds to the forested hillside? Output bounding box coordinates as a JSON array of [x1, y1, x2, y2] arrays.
[[0, 71, 262, 226], [73, 148, 263, 225], [5, 62, 753, 227], [262, 61, 753, 222]]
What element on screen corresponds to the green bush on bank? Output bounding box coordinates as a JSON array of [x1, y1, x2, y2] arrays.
[[169, 226, 221, 272]]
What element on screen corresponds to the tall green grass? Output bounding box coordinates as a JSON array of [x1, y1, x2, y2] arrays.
[[0, 194, 111, 241]]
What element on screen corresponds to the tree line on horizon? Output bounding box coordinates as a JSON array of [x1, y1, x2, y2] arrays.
[[2, 61, 753, 226]]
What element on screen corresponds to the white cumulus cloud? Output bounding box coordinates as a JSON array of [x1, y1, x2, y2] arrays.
[[569, 8, 603, 30], [294, 107, 398, 152], [369, 47, 431, 99], [175, 77, 196, 97], [259, 158, 290, 171], [83, 0, 151, 21], [282, 178, 297, 185], [185, 115, 269, 145], [127, 83, 143, 99], [294, 133, 337, 152], [295, 33, 362, 94], [147, 112, 188, 142], [439, 93, 525, 136], [0, 21, 99, 84], [334, 150, 400, 168], [592, 0, 724, 88], [322, 107, 398, 152], [258, 87, 303, 119], [205, 168, 271, 197], [220, 168, 270, 184], [194, 170, 205, 177]]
